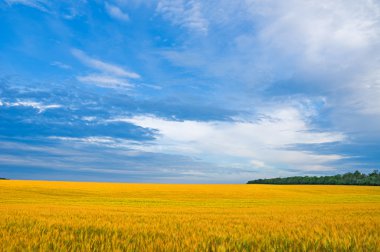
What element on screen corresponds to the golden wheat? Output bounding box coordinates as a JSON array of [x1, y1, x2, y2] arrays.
[[0, 180, 379, 251]]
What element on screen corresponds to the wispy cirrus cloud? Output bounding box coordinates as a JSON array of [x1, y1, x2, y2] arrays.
[[71, 49, 140, 89], [0, 99, 61, 113], [105, 2, 130, 22], [76, 74, 133, 89], [156, 0, 208, 34], [50, 61, 71, 70], [5, 0, 49, 12], [71, 49, 140, 79]]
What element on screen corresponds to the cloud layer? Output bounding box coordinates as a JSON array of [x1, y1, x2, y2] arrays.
[[116, 105, 345, 175]]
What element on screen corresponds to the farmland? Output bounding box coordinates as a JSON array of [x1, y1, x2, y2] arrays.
[[0, 180, 379, 251]]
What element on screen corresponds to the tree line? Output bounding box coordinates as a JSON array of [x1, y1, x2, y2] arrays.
[[247, 170, 380, 185]]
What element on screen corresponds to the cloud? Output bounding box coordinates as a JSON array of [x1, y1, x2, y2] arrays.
[[345, 68, 380, 116], [5, 0, 49, 12], [50, 61, 71, 69], [71, 49, 140, 79], [111, 105, 346, 175], [157, 0, 380, 143], [156, 0, 208, 34], [247, 0, 380, 69], [105, 2, 130, 22], [48, 136, 121, 145], [72, 49, 141, 90], [250, 160, 266, 168], [0, 136, 231, 183], [0, 99, 61, 113], [77, 74, 133, 89], [161, 0, 380, 80]]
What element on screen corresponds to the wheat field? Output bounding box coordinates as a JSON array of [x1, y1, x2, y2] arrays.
[[0, 180, 379, 251]]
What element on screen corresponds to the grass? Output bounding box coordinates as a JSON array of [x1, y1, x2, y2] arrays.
[[1, 180, 380, 251]]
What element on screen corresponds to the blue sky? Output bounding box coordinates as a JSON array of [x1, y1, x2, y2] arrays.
[[1, 0, 380, 183]]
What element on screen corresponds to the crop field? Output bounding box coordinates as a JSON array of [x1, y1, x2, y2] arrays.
[[0, 180, 379, 251]]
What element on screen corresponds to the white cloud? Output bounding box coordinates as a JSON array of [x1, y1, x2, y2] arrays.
[[48, 136, 143, 149], [158, 0, 380, 141], [248, 0, 380, 67], [77, 74, 133, 89], [50, 61, 71, 69], [72, 49, 141, 90], [249, 0, 380, 136], [105, 2, 130, 22], [162, 0, 380, 80], [0, 99, 61, 113], [156, 0, 208, 34], [250, 159, 266, 168], [72, 49, 140, 79], [49, 136, 117, 145], [81, 116, 97, 122], [111, 105, 346, 174], [5, 0, 49, 12]]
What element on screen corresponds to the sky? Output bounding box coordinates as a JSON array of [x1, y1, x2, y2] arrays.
[[0, 0, 380, 183]]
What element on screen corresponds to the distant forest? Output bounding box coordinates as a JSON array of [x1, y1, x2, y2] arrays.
[[247, 170, 380, 185]]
